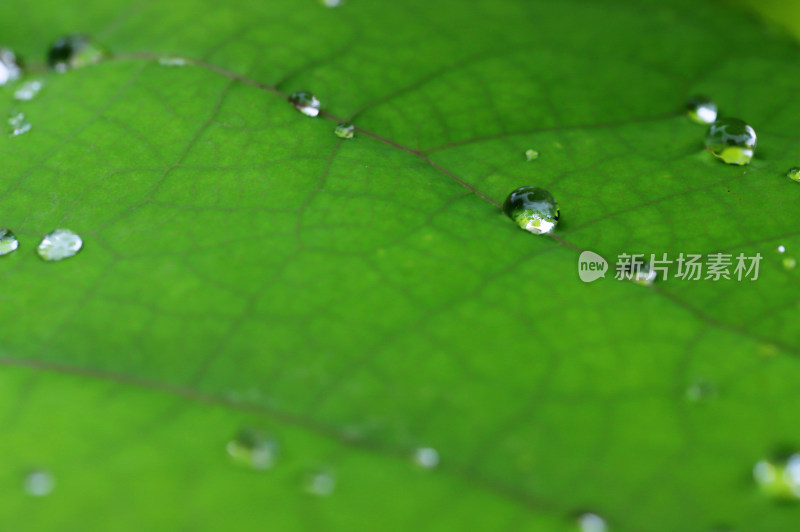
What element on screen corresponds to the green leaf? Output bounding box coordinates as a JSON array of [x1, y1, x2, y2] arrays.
[[1, 0, 799, 530]]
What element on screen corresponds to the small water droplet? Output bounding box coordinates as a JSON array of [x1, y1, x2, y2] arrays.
[[226, 428, 277, 470], [8, 111, 31, 137], [306, 470, 336, 496], [24, 470, 54, 497], [621, 262, 657, 286], [685, 379, 716, 402], [786, 167, 800, 183], [158, 56, 188, 67], [525, 149, 540, 161], [322, 0, 343, 6], [705, 118, 757, 165], [14, 80, 43, 101], [288, 91, 320, 117], [47, 35, 109, 72], [754, 454, 800, 500], [503, 186, 559, 235], [36, 229, 82, 261], [778, 245, 786, 253], [0, 228, 19, 256], [783, 257, 797, 271], [578, 512, 608, 532], [334, 122, 355, 139], [686, 95, 718, 125], [0, 48, 22, 86], [414, 447, 440, 469]]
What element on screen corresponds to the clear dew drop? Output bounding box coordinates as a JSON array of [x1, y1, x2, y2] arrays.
[[226, 428, 278, 470], [754, 454, 800, 500], [621, 262, 657, 286], [334, 122, 355, 139], [0, 48, 22, 86], [0, 228, 19, 256], [322, 0, 343, 6], [8, 111, 31, 137], [786, 167, 800, 183], [14, 80, 43, 101], [24, 470, 55, 497], [158, 56, 188, 67], [503, 186, 559, 235], [778, 245, 786, 253], [783, 257, 797, 271], [306, 471, 336, 497], [686, 95, 718, 125], [705, 118, 757, 166], [288, 91, 321, 117], [525, 149, 540, 161], [36, 229, 83, 262], [47, 35, 109, 72], [414, 447, 440, 469], [578, 512, 608, 532]]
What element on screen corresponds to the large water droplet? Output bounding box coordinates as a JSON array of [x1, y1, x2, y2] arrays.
[[36, 229, 82, 261], [334, 122, 355, 139], [0, 228, 19, 256], [503, 186, 559, 235], [0, 48, 22, 86], [786, 167, 800, 183], [14, 80, 43, 101], [306, 470, 336, 496], [288, 91, 320, 117], [686, 95, 717, 125], [8, 111, 31, 137], [47, 35, 109, 72], [578, 512, 608, 532], [226, 428, 277, 470], [414, 447, 440, 469], [754, 454, 800, 500], [525, 149, 540, 161], [24, 470, 55, 497], [705, 118, 757, 165]]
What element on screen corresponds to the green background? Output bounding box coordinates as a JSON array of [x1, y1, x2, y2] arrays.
[[0, 0, 799, 530]]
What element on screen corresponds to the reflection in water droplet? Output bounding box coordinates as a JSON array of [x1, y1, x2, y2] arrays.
[[226, 428, 277, 470], [289, 91, 321, 117], [686, 95, 718, 125], [787, 167, 800, 183], [414, 447, 440, 469], [503, 186, 559, 235], [685, 379, 716, 402], [14, 80, 43, 101], [754, 454, 800, 500], [705, 118, 757, 165], [306, 471, 335, 496], [36, 229, 83, 261], [525, 149, 539, 161], [0, 228, 19, 256], [47, 35, 109, 72], [578, 512, 607, 532], [334, 123, 355, 139], [24, 470, 55, 497], [783, 257, 797, 271], [8, 112, 31, 137], [0, 48, 22, 86]]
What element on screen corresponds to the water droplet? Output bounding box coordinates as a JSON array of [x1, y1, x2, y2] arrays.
[[525, 149, 540, 161], [14, 80, 43, 101], [414, 447, 440, 469], [503, 186, 559, 235], [754, 454, 800, 500], [8, 111, 31, 137], [0, 228, 19, 256], [24, 470, 54, 497], [288, 91, 320, 117], [36, 229, 82, 261], [686, 95, 718, 125], [226, 428, 277, 470], [778, 245, 786, 253], [705, 118, 757, 165], [47, 35, 109, 72], [306, 470, 336, 496], [158, 56, 188, 67], [0, 48, 22, 86], [578, 512, 608, 532], [787, 167, 800, 183], [334, 122, 355, 139], [783, 257, 797, 271], [620, 262, 657, 286], [685, 379, 716, 402], [322, 0, 343, 6]]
